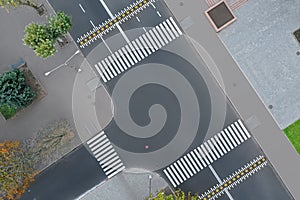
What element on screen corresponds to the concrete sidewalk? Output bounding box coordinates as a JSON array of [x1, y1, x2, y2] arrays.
[[78, 171, 168, 200], [219, 0, 300, 129], [164, 0, 300, 199]]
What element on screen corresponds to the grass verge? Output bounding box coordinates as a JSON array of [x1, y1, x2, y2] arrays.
[[284, 119, 300, 155], [0, 105, 17, 120]]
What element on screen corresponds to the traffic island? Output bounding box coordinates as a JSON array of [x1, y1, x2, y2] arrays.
[[205, 0, 236, 32]]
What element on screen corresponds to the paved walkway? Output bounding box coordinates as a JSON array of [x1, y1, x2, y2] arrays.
[[0, 1, 81, 141], [78, 171, 168, 200], [219, 0, 300, 129], [164, 0, 300, 199]]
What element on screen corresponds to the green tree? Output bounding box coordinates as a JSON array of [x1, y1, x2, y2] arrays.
[[0, 0, 41, 13], [0, 141, 36, 200], [23, 11, 72, 58], [48, 11, 72, 39], [23, 23, 56, 58], [0, 69, 36, 109]]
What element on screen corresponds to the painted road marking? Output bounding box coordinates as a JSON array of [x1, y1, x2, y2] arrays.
[[87, 131, 125, 179], [209, 165, 234, 200], [93, 17, 182, 83], [163, 120, 252, 187], [200, 156, 267, 200], [79, 3, 86, 13]]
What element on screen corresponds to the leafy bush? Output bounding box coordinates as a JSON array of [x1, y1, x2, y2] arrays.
[[0, 69, 36, 109]]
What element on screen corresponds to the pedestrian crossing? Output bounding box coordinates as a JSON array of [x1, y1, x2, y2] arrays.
[[163, 119, 251, 188], [87, 131, 125, 179], [94, 17, 183, 83]]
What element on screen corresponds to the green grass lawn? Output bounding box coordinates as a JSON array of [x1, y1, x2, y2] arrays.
[[0, 105, 17, 120], [284, 119, 300, 155]]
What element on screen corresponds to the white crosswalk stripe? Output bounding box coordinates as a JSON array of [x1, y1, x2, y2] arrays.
[[131, 40, 145, 59], [166, 18, 179, 38], [221, 130, 234, 149], [125, 45, 138, 64], [104, 58, 117, 76], [142, 34, 155, 52], [146, 32, 158, 50], [163, 21, 176, 40], [122, 47, 135, 66], [93, 17, 183, 83], [224, 128, 237, 147], [234, 121, 248, 141], [138, 36, 152, 55], [170, 165, 183, 183], [94, 64, 107, 83], [101, 60, 114, 78], [193, 149, 206, 167], [214, 135, 227, 154], [111, 54, 124, 72], [149, 29, 162, 48], [129, 43, 141, 61], [169, 17, 183, 35], [217, 133, 231, 152], [181, 158, 193, 177], [190, 151, 203, 170], [211, 137, 223, 156], [184, 156, 196, 174], [135, 38, 148, 57], [159, 23, 172, 42], [163, 120, 251, 187], [198, 146, 211, 165], [108, 56, 121, 74], [238, 119, 251, 138], [208, 139, 220, 158], [174, 162, 186, 181], [117, 49, 130, 70], [177, 160, 190, 179], [164, 168, 178, 187], [231, 124, 244, 143], [228, 126, 241, 145], [96, 62, 110, 81], [152, 28, 165, 46], [156, 25, 169, 44], [87, 131, 125, 179]]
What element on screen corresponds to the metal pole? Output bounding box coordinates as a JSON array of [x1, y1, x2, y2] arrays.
[[149, 175, 152, 197], [44, 50, 80, 76]]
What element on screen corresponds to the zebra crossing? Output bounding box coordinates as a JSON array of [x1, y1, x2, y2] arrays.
[[163, 119, 251, 188], [87, 131, 125, 179], [94, 16, 183, 83]]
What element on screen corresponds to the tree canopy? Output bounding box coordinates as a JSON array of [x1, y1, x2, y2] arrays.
[[0, 69, 36, 109], [0, 141, 36, 200], [23, 11, 72, 58], [0, 0, 39, 12]]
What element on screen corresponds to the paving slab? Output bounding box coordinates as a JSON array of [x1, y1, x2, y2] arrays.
[[218, 0, 300, 129], [164, 0, 300, 199]]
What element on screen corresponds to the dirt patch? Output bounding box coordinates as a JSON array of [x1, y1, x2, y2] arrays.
[[24, 119, 81, 171]]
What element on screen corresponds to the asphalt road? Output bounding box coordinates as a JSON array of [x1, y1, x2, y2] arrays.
[[21, 145, 107, 200], [32, 0, 294, 199]]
